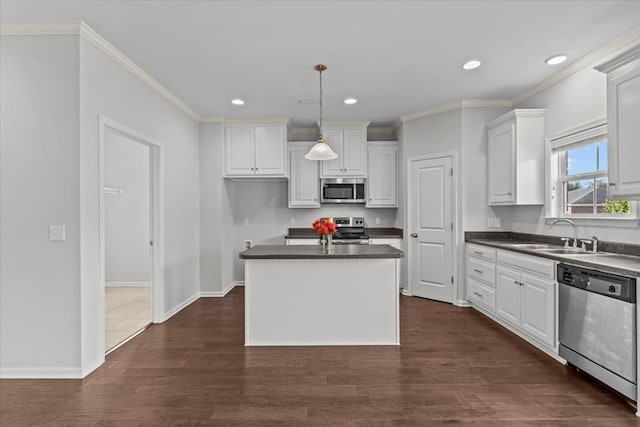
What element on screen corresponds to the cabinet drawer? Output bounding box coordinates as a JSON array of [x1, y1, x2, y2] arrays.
[[467, 244, 496, 262], [467, 257, 496, 287], [497, 250, 555, 279], [468, 278, 496, 312]]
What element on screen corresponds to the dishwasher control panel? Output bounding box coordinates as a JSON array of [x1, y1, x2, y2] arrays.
[[557, 264, 635, 303]]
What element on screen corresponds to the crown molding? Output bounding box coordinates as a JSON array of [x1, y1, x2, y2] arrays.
[[367, 127, 395, 135], [199, 116, 225, 123], [512, 24, 640, 106], [400, 99, 512, 123], [1, 21, 202, 122], [595, 44, 640, 74]]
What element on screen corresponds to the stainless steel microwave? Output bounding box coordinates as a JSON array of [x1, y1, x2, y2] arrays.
[[320, 178, 366, 204]]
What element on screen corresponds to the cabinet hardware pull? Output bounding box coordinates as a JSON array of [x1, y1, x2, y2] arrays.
[[411, 233, 418, 238], [473, 269, 483, 274], [513, 280, 519, 285], [473, 292, 483, 298], [609, 182, 616, 186], [473, 251, 483, 255]]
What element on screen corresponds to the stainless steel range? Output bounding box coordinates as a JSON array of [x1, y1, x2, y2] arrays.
[[321, 217, 369, 244]]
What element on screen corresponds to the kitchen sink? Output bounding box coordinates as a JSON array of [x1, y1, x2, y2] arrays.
[[537, 248, 592, 255], [506, 243, 558, 250]]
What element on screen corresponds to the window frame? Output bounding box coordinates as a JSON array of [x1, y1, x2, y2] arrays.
[[545, 118, 638, 227]]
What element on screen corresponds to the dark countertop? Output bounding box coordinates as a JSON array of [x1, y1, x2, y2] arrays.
[[239, 244, 404, 259], [285, 227, 403, 239], [465, 231, 640, 277]]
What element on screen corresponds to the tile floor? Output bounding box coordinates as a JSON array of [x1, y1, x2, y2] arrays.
[[105, 286, 151, 352]]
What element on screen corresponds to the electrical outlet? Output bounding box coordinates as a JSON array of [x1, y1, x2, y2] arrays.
[[243, 218, 249, 226], [244, 240, 252, 250], [487, 218, 494, 228], [494, 217, 501, 228], [49, 225, 66, 241], [375, 217, 381, 225]]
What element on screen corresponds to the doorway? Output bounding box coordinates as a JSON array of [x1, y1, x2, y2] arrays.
[[407, 153, 456, 303], [99, 117, 164, 355]]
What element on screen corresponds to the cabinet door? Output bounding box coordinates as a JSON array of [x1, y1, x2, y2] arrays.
[[521, 273, 555, 348], [495, 266, 521, 327], [255, 126, 286, 176], [343, 128, 367, 177], [488, 121, 516, 205], [289, 147, 320, 208], [367, 146, 398, 207], [321, 129, 344, 177], [225, 126, 255, 176], [608, 61, 640, 199]]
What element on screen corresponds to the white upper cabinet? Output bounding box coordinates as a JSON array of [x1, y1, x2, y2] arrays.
[[224, 121, 288, 177], [288, 142, 320, 208], [596, 46, 640, 200], [366, 141, 398, 208], [486, 109, 545, 205], [320, 122, 369, 178]]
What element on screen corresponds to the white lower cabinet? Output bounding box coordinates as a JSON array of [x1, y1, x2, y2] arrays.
[[369, 238, 402, 250], [467, 244, 557, 354]]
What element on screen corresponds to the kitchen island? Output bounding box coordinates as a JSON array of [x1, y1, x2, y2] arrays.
[[239, 244, 404, 346]]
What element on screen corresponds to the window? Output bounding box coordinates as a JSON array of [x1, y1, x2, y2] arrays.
[[549, 121, 632, 219]]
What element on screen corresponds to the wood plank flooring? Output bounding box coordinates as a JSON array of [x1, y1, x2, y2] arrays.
[[2, 287, 638, 425]]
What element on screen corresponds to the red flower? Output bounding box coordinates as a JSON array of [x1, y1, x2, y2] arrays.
[[312, 218, 335, 236]]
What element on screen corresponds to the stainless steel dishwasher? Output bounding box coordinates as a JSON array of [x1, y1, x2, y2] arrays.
[[558, 263, 637, 400]]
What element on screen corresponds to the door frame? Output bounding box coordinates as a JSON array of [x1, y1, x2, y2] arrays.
[[406, 151, 459, 303], [98, 116, 165, 354]]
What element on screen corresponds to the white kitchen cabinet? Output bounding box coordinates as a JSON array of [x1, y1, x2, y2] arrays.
[[486, 110, 545, 205], [288, 142, 320, 208], [366, 141, 398, 208], [320, 122, 369, 178], [466, 244, 497, 312], [369, 238, 403, 250], [285, 238, 320, 246], [224, 123, 287, 177], [495, 250, 556, 349], [596, 46, 640, 200]]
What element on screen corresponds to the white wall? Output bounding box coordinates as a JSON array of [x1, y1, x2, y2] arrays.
[[513, 65, 640, 244], [104, 131, 150, 284], [0, 31, 201, 377], [78, 36, 201, 371], [1, 35, 82, 375]]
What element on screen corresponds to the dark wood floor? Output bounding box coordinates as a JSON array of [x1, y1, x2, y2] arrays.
[[2, 287, 638, 426]]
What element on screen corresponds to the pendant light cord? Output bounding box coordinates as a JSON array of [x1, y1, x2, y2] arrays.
[[318, 67, 324, 140]]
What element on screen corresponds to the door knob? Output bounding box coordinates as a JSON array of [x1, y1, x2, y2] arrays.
[[411, 233, 418, 238]]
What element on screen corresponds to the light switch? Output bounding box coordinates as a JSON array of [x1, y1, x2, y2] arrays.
[[494, 217, 501, 228], [375, 217, 381, 225], [49, 225, 66, 241], [243, 218, 249, 226]]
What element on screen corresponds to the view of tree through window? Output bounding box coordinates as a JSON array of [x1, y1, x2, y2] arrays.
[[564, 140, 630, 215]]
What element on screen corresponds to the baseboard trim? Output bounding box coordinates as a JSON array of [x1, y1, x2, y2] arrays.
[[1, 366, 83, 379], [162, 293, 200, 322], [200, 281, 243, 297], [81, 356, 104, 378], [455, 299, 472, 307], [106, 282, 150, 287]]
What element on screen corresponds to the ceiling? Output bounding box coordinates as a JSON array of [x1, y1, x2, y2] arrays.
[[2, 1, 640, 127]]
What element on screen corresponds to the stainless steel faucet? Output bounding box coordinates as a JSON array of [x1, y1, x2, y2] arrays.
[[550, 218, 578, 247]]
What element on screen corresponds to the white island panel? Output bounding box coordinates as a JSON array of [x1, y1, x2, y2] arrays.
[[245, 258, 399, 346]]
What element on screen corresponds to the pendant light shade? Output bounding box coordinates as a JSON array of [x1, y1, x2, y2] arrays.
[[305, 137, 338, 160], [305, 64, 338, 161]]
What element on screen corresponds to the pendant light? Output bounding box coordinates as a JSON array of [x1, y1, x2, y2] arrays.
[[305, 64, 338, 161]]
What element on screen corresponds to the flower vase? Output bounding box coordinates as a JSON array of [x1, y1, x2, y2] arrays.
[[324, 234, 333, 252]]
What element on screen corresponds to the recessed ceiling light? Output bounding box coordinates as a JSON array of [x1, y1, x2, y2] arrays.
[[344, 97, 358, 105], [462, 59, 481, 70], [231, 99, 245, 105], [545, 54, 568, 65]]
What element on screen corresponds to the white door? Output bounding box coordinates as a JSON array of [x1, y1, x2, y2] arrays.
[[521, 272, 555, 347], [321, 129, 344, 176], [224, 126, 255, 176], [487, 121, 516, 204], [342, 128, 367, 177], [409, 156, 454, 303]]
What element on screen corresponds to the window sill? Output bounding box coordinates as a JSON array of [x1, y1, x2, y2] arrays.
[[544, 216, 639, 229]]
